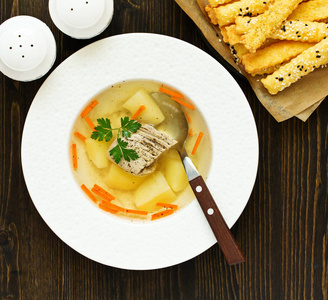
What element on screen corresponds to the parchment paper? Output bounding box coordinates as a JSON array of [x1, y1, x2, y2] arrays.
[[175, 0, 327, 122]]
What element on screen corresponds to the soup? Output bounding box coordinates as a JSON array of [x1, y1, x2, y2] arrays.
[[70, 80, 212, 222]]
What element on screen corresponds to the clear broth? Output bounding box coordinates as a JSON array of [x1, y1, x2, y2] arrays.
[[70, 80, 212, 222]]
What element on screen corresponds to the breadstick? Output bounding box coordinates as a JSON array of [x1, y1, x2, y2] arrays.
[[236, 1, 328, 34], [208, 0, 234, 8], [236, 18, 328, 43], [205, 5, 219, 25], [288, 0, 328, 22], [220, 26, 229, 43], [241, 41, 315, 75], [261, 37, 328, 94], [271, 20, 328, 43], [225, 25, 243, 45], [241, 0, 303, 52], [210, 0, 273, 27]]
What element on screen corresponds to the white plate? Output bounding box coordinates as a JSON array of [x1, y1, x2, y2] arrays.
[[21, 33, 258, 270]]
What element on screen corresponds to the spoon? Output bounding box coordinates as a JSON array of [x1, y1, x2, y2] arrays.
[[152, 92, 245, 265]]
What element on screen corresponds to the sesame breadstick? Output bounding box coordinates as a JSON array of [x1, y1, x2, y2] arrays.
[[209, 0, 273, 27], [242, 41, 315, 75], [271, 20, 328, 43], [241, 0, 303, 52], [261, 37, 328, 94], [235, 18, 328, 43]]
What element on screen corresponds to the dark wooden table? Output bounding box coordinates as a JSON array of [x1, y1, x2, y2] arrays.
[[1, 0, 327, 299]]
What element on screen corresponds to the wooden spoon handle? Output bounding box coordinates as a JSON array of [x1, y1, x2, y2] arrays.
[[189, 175, 246, 265]]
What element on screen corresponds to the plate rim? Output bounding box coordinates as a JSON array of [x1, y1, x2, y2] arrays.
[[21, 32, 258, 270]]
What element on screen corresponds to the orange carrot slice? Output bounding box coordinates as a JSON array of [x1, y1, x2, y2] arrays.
[[81, 184, 97, 203], [101, 201, 125, 213], [185, 114, 192, 123], [131, 105, 146, 120], [188, 128, 193, 137], [91, 187, 113, 202], [191, 132, 204, 155], [98, 203, 118, 214], [156, 203, 178, 210], [92, 184, 115, 200], [159, 87, 184, 99], [85, 116, 96, 130], [125, 209, 148, 215], [171, 96, 194, 110], [151, 209, 174, 221], [74, 131, 87, 141], [80, 100, 98, 118], [72, 144, 77, 169]]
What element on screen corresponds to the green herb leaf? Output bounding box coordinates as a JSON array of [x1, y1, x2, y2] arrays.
[[91, 118, 113, 142], [121, 117, 142, 138], [108, 138, 139, 164], [122, 148, 139, 162], [117, 137, 139, 162], [91, 116, 141, 164], [109, 145, 123, 164]]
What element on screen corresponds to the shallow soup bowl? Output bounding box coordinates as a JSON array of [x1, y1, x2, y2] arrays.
[[21, 33, 258, 270]]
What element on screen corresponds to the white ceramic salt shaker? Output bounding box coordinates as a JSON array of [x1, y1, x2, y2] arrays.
[[0, 16, 56, 82], [49, 0, 114, 39]]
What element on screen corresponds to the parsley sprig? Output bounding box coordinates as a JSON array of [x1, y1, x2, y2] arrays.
[[91, 117, 142, 164]]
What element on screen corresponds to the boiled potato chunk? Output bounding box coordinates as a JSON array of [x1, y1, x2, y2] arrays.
[[162, 150, 188, 193], [123, 89, 165, 125], [134, 171, 177, 212], [85, 138, 109, 169], [104, 163, 147, 191]]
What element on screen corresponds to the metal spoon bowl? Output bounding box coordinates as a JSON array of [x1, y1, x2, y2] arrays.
[[152, 92, 245, 265]]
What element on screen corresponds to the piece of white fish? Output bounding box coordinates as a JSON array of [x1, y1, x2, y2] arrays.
[[107, 124, 177, 175]]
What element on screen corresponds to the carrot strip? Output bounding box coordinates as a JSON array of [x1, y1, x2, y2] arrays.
[[185, 114, 192, 123], [131, 105, 146, 120], [151, 209, 174, 221], [159, 87, 184, 99], [91, 187, 114, 202], [72, 144, 78, 169], [80, 100, 98, 118], [188, 128, 193, 137], [81, 184, 97, 203], [101, 201, 125, 213], [125, 209, 148, 215], [85, 116, 96, 130], [74, 131, 87, 141], [98, 203, 118, 214], [191, 132, 204, 155], [171, 96, 194, 110], [156, 203, 178, 210], [92, 184, 115, 200]]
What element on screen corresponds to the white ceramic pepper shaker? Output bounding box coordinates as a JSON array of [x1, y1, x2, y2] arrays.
[[0, 16, 56, 82], [49, 0, 114, 39]]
